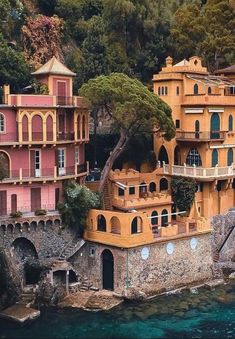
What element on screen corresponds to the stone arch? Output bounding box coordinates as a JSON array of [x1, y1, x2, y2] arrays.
[[38, 220, 45, 231], [102, 249, 114, 290], [30, 221, 37, 232], [22, 222, 29, 233], [0, 224, 6, 236], [11, 237, 38, 259], [97, 214, 106, 232], [14, 223, 22, 235], [54, 219, 61, 227], [110, 216, 121, 234], [7, 223, 14, 235], [131, 216, 143, 234], [149, 182, 157, 193], [46, 219, 53, 228], [158, 146, 169, 165], [69, 270, 78, 283], [32, 114, 43, 141], [160, 178, 168, 191]]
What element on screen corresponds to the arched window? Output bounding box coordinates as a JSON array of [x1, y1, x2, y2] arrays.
[[158, 146, 169, 165], [186, 148, 202, 166], [160, 178, 168, 191], [161, 209, 168, 227], [165, 86, 168, 95], [174, 146, 181, 165], [151, 211, 158, 226], [97, 215, 106, 232], [139, 182, 147, 197], [208, 87, 212, 95], [0, 151, 10, 177], [22, 115, 28, 141], [77, 115, 81, 139], [227, 148, 233, 166], [195, 120, 200, 139], [149, 182, 156, 193], [229, 115, 233, 132], [161, 87, 164, 95], [46, 115, 53, 141], [131, 217, 142, 234], [0, 113, 5, 132], [193, 84, 198, 95], [176, 86, 180, 96], [210, 113, 220, 139], [110, 216, 121, 234], [212, 149, 218, 167], [158, 87, 161, 95], [32, 115, 43, 141]]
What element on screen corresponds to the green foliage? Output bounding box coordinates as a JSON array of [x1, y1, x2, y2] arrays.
[[0, 34, 31, 92], [10, 211, 22, 218], [80, 73, 175, 141], [32, 80, 49, 94], [58, 182, 101, 235], [171, 176, 197, 212], [35, 209, 47, 216]]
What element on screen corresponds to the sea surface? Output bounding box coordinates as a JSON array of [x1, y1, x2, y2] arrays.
[[0, 281, 235, 339]]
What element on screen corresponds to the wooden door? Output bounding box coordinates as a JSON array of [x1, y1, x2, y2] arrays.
[[0, 191, 7, 216], [11, 194, 17, 214], [31, 188, 41, 212], [102, 250, 114, 291], [57, 82, 66, 105]]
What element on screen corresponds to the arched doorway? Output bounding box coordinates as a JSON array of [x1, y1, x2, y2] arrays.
[[161, 209, 168, 227], [195, 120, 200, 139], [174, 146, 181, 165], [210, 113, 220, 139], [160, 178, 168, 191], [151, 211, 158, 225], [158, 146, 169, 165], [149, 182, 156, 193], [102, 249, 114, 290], [212, 149, 218, 167], [0, 151, 10, 178]]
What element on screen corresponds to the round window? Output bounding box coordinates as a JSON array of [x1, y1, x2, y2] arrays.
[[166, 242, 174, 255], [141, 247, 150, 260]]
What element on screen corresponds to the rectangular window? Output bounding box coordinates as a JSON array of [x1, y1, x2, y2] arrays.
[[175, 120, 180, 129], [118, 187, 125, 196], [129, 186, 135, 195], [75, 146, 79, 164], [58, 149, 66, 175]]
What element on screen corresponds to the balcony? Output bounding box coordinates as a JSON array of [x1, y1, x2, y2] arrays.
[[57, 132, 75, 141], [163, 163, 235, 181], [176, 131, 226, 142], [0, 162, 89, 184], [56, 96, 73, 106], [182, 93, 235, 106]]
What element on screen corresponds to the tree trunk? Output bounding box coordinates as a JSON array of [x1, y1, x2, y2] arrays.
[[99, 130, 129, 194]]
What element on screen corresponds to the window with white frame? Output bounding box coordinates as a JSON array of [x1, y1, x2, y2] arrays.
[[75, 146, 79, 164], [58, 149, 65, 169], [0, 113, 5, 133]]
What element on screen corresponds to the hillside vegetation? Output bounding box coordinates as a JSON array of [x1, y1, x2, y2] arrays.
[[0, 0, 235, 93]]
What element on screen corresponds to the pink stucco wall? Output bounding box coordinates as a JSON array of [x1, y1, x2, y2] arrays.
[[0, 182, 62, 214], [0, 108, 17, 141], [53, 77, 71, 97]]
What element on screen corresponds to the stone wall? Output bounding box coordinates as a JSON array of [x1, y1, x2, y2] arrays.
[[211, 210, 235, 261], [71, 232, 213, 298]]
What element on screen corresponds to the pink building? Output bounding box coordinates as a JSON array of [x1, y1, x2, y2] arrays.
[[0, 57, 89, 215]]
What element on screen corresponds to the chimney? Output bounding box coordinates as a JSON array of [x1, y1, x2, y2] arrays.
[[3, 84, 10, 105], [166, 56, 173, 67]]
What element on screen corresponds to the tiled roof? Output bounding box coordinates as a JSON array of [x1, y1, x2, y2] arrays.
[[32, 56, 76, 76], [214, 65, 235, 75]]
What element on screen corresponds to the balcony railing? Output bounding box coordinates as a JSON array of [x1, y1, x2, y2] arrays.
[[57, 132, 74, 141], [176, 131, 226, 142], [0, 163, 88, 183], [56, 96, 73, 106], [163, 163, 235, 180]]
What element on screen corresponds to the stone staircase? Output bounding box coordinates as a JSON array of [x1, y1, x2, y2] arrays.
[[103, 180, 112, 210], [17, 285, 37, 307], [59, 238, 86, 260]]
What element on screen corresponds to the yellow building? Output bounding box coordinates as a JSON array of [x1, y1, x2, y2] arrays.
[[153, 56, 235, 218]]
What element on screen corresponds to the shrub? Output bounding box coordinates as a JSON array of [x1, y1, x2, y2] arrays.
[[171, 176, 196, 212], [10, 211, 22, 218], [35, 209, 47, 216]]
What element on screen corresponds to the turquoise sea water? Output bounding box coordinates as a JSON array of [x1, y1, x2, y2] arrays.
[[0, 282, 235, 339]]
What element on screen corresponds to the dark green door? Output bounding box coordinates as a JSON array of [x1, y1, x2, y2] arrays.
[[210, 113, 220, 139], [228, 148, 233, 166], [102, 250, 114, 290]]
